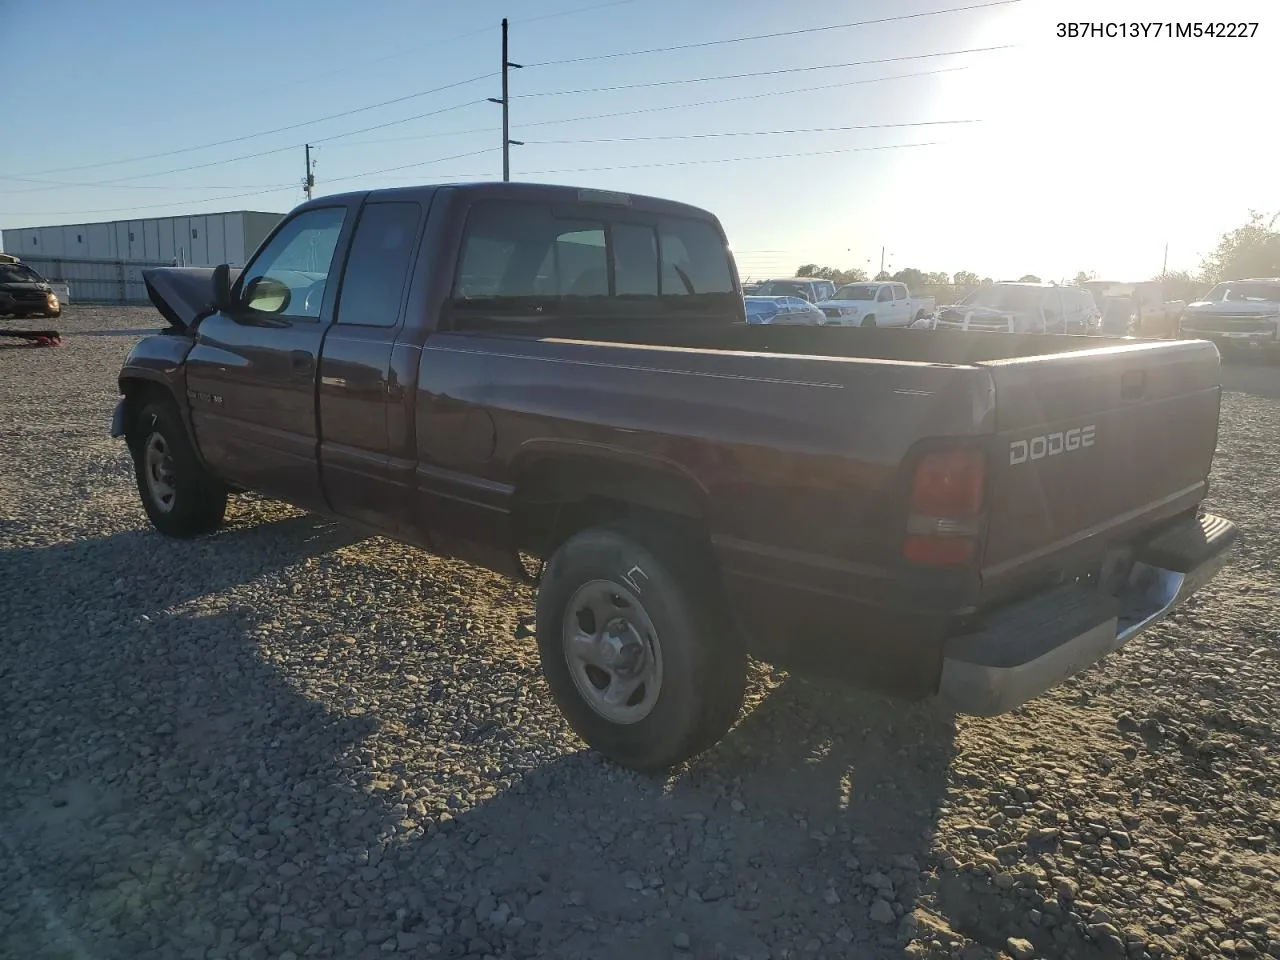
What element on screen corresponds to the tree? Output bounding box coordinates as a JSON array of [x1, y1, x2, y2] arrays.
[[953, 270, 980, 286], [795, 264, 869, 284], [874, 271, 892, 281], [1074, 270, 1097, 284], [890, 267, 927, 287], [1018, 274, 1042, 283], [1200, 211, 1280, 283], [1152, 269, 1205, 304]]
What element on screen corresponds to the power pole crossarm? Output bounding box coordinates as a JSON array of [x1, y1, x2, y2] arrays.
[[487, 18, 523, 181]]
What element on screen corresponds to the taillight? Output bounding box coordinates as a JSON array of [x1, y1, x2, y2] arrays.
[[903, 448, 986, 567]]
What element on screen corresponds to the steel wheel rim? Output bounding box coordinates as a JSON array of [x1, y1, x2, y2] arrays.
[[562, 579, 663, 725], [143, 432, 177, 513]]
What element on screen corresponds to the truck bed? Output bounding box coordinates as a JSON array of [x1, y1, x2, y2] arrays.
[[434, 320, 1222, 625]]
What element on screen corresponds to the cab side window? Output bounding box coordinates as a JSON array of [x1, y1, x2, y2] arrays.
[[335, 202, 423, 327], [239, 207, 346, 319], [876, 286, 892, 302]]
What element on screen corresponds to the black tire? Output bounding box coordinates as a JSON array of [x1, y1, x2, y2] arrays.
[[535, 523, 747, 772], [861, 314, 877, 328], [129, 400, 227, 537]]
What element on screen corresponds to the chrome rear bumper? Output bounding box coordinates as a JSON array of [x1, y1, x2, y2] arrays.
[[938, 513, 1237, 715]]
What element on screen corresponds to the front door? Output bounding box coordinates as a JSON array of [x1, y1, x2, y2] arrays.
[[184, 203, 355, 511], [318, 199, 426, 531]]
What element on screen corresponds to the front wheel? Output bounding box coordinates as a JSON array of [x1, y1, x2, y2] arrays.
[[535, 524, 746, 772], [130, 400, 227, 537], [860, 314, 877, 328]]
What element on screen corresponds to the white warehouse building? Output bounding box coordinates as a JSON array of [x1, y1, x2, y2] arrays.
[[1, 210, 283, 267], [0, 210, 283, 303]]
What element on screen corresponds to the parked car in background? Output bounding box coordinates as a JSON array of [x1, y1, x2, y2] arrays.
[[935, 283, 1098, 334], [751, 277, 837, 303], [1179, 278, 1280, 358], [743, 295, 825, 325], [0, 254, 61, 319], [1082, 280, 1184, 338], [814, 281, 935, 327], [741, 280, 767, 295]]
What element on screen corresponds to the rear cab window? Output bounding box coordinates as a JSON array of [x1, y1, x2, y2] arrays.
[[450, 199, 738, 327]]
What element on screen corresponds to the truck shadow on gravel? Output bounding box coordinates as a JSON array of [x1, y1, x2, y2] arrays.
[[0, 512, 360, 619], [2, 516, 1103, 960]]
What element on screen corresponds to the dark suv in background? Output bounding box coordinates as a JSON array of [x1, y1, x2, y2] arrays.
[[0, 256, 62, 318]]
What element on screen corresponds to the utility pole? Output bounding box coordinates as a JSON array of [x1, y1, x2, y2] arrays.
[[304, 144, 315, 201], [1161, 242, 1168, 276], [487, 18, 524, 181], [879, 246, 885, 276]]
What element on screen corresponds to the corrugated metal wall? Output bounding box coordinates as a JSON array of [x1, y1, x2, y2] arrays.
[[15, 255, 171, 304], [1, 211, 282, 267]]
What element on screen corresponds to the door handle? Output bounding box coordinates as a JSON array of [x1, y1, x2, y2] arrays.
[[290, 350, 314, 375]]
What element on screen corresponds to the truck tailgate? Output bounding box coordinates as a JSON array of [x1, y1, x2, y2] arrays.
[[978, 340, 1222, 591]]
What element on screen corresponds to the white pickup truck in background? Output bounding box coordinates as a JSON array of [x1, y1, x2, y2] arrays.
[[814, 281, 935, 327], [1179, 277, 1280, 358]]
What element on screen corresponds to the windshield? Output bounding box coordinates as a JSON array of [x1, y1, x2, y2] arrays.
[[832, 284, 877, 301], [755, 281, 809, 299], [960, 285, 1044, 312], [0, 263, 41, 283], [1203, 282, 1280, 303]]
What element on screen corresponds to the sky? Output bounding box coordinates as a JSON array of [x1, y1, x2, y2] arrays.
[[1, 0, 1275, 282]]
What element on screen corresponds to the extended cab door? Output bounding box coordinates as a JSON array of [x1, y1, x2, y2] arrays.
[[317, 199, 427, 530], [184, 201, 358, 510], [893, 283, 911, 325], [874, 284, 893, 324]]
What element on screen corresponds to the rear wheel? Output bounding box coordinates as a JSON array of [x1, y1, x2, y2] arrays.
[[130, 400, 227, 537], [535, 523, 746, 772]]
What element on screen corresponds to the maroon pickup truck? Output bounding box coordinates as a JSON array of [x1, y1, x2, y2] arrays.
[[112, 181, 1237, 772]]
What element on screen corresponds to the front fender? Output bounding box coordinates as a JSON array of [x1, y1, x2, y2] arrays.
[[115, 332, 201, 459]]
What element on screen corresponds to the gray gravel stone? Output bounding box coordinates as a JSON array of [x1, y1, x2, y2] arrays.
[[1, 306, 1276, 960]]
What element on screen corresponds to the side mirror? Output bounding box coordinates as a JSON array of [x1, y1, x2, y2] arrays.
[[212, 263, 234, 313], [242, 276, 292, 315]]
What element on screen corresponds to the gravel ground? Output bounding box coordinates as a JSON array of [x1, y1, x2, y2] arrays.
[[2, 306, 1278, 960]]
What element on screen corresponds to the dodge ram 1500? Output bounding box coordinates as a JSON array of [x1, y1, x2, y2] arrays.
[[112, 181, 1237, 772]]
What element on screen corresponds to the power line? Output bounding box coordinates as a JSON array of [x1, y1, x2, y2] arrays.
[[344, 138, 951, 185], [0, 100, 488, 194], [1, 2, 1007, 188], [513, 67, 972, 132], [510, 140, 945, 176], [6, 136, 953, 218], [327, 64, 975, 150], [0, 75, 495, 181], [323, 148, 497, 185], [523, 0, 1022, 67], [0, 186, 302, 219], [523, 119, 981, 145], [517, 44, 1015, 100]]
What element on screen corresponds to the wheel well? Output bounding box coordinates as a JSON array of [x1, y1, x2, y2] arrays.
[[512, 456, 712, 562], [120, 379, 177, 447]]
